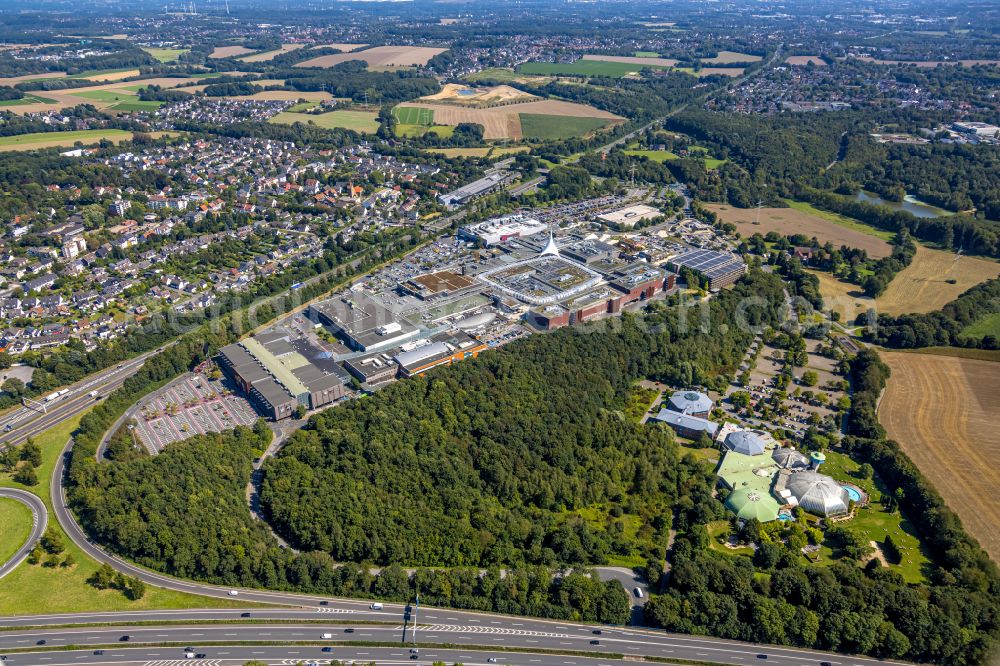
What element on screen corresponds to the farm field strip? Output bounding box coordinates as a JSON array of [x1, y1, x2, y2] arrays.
[[875, 244, 1000, 315], [295, 45, 447, 68], [0, 129, 136, 151], [879, 351, 1000, 563]]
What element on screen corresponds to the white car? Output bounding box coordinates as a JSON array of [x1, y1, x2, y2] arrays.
[[228, 590, 239, 596]]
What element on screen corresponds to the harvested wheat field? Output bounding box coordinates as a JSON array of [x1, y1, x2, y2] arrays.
[[419, 83, 537, 107], [210, 45, 256, 59], [311, 43, 367, 52], [240, 44, 305, 62], [806, 270, 873, 322], [394, 99, 622, 140], [581, 54, 680, 67], [706, 203, 893, 258], [786, 55, 826, 66], [295, 45, 448, 69], [702, 50, 762, 63], [879, 351, 1000, 562], [875, 245, 1000, 316], [0, 71, 67, 86]]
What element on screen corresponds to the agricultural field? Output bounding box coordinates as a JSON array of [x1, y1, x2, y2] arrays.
[[310, 43, 367, 52], [396, 124, 454, 139], [807, 270, 873, 323], [624, 149, 679, 162], [270, 109, 380, 133], [518, 59, 670, 77], [0, 94, 56, 107], [581, 54, 680, 67], [786, 55, 826, 66], [209, 45, 256, 59], [634, 51, 662, 57], [294, 45, 448, 69], [706, 202, 894, 258], [520, 113, 611, 140], [702, 50, 762, 63], [675, 66, 745, 77], [423, 146, 530, 158], [854, 56, 1000, 67], [239, 43, 305, 62], [394, 99, 621, 140], [875, 245, 1000, 315], [68, 88, 139, 102], [0, 72, 67, 86], [879, 350, 1000, 563], [419, 83, 536, 107], [142, 47, 189, 62], [465, 68, 549, 85], [0, 129, 135, 151]]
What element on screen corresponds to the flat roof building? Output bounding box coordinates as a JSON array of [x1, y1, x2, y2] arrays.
[[219, 331, 347, 420], [668, 249, 746, 290], [310, 293, 419, 353], [597, 204, 662, 229], [393, 330, 488, 378], [439, 171, 514, 207], [459, 214, 548, 246]]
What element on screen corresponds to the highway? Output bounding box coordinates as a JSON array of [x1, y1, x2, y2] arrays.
[[0, 617, 907, 666], [0, 488, 46, 579], [0, 348, 167, 450]]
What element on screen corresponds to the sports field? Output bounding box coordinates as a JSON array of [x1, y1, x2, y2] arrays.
[[270, 109, 380, 133], [875, 245, 1000, 315], [706, 202, 894, 258], [394, 106, 434, 125], [879, 351, 1000, 563], [0, 129, 135, 151]]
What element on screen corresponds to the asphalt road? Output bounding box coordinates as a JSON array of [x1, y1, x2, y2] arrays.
[[0, 620, 908, 666], [0, 488, 46, 579], [0, 347, 167, 451]]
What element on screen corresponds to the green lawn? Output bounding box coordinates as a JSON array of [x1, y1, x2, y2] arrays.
[[393, 106, 434, 126], [704, 158, 727, 170], [142, 47, 189, 63], [783, 199, 897, 242], [520, 114, 610, 140], [110, 100, 163, 112], [287, 101, 319, 112], [395, 124, 454, 139], [961, 312, 1000, 339], [707, 520, 754, 556], [518, 60, 671, 77], [0, 411, 256, 614], [0, 129, 134, 149], [0, 94, 56, 106], [624, 149, 679, 163], [0, 497, 33, 567], [677, 444, 720, 464], [270, 109, 380, 133], [69, 89, 138, 102], [815, 451, 931, 583]]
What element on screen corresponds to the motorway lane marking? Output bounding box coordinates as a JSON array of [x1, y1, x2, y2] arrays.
[[410, 624, 575, 638]]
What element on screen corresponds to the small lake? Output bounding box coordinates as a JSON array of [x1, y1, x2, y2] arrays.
[[854, 190, 953, 218]]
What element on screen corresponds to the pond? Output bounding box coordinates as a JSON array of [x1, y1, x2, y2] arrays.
[[854, 190, 953, 219]]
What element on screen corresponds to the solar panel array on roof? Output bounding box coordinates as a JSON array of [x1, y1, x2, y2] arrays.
[[669, 249, 746, 288]]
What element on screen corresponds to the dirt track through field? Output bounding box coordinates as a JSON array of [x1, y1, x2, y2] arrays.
[[397, 99, 621, 140], [879, 351, 1000, 562]]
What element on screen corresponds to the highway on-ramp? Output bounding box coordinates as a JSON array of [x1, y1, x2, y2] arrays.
[[0, 488, 46, 579]]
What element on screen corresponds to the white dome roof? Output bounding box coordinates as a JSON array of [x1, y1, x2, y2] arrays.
[[786, 471, 850, 516]]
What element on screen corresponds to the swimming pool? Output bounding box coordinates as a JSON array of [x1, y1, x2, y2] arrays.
[[843, 485, 862, 503]]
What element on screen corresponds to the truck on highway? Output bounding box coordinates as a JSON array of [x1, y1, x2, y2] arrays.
[[89, 390, 100, 399], [44, 389, 70, 402]]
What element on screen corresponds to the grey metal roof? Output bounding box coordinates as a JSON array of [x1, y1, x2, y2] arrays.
[[772, 447, 810, 470], [724, 430, 767, 456], [786, 471, 850, 516], [653, 409, 719, 436], [667, 390, 713, 414]]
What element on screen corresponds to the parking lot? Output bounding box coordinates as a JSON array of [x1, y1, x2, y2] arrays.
[[133, 373, 260, 453]]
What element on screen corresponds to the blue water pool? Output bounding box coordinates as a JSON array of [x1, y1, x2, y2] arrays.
[[457, 89, 476, 96], [843, 486, 862, 502], [777, 514, 793, 522]]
